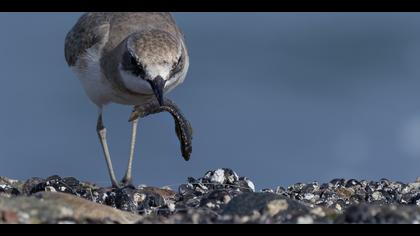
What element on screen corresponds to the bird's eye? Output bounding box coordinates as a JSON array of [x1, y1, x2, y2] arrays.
[[170, 54, 184, 78], [123, 52, 146, 78], [131, 62, 145, 78], [130, 56, 138, 66]]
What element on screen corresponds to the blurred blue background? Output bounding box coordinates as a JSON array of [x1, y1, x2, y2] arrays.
[[1, 13, 420, 189]]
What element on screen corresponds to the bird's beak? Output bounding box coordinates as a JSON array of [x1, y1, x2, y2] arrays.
[[148, 76, 166, 106]]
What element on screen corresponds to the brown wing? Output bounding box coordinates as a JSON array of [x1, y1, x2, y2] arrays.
[[64, 13, 111, 66], [65, 12, 185, 66], [104, 12, 184, 49]]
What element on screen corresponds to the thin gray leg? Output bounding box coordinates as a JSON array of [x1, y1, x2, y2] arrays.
[[122, 117, 139, 186], [96, 113, 120, 188]]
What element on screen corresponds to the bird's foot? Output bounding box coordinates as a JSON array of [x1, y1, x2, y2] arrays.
[[129, 101, 160, 122], [111, 182, 121, 189], [120, 177, 135, 189], [109, 182, 134, 190]]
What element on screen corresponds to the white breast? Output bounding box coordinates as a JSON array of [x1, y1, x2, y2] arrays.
[[71, 44, 189, 108], [71, 48, 114, 108], [119, 67, 154, 95]]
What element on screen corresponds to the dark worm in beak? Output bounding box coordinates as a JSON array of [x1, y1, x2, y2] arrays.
[[129, 98, 192, 161]]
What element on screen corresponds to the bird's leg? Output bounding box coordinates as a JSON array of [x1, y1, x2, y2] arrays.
[[96, 113, 120, 188], [121, 116, 139, 187]]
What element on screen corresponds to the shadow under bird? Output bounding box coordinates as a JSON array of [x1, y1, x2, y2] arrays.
[[64, 12, 193, 188]]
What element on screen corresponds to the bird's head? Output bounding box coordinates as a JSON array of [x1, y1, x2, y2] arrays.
[[119, 30, 187, 106]]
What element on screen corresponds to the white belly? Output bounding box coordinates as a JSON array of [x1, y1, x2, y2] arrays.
[[71, 51, 152, 108]]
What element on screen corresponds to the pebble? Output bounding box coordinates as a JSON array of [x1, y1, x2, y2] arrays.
[[2, 171, 420, 224], [297, 215, 314, 224]]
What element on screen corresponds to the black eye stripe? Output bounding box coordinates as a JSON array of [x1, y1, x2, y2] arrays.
[[130, 56, 137, 66], [170, 54, 184, 77], [132, 65, 145, 77], [122, 51, 146, 78], [174, 56, 182, 68]]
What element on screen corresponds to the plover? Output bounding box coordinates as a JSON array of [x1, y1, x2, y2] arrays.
[[65, 12, 192, 188]]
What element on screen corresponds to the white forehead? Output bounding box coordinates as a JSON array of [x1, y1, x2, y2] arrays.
[[146, 64, 171, 80]]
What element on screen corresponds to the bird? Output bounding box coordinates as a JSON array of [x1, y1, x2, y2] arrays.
[[64, 12, 190, 188]]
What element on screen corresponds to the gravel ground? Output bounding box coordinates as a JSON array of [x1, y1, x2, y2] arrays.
[[1, 168, 420, 224]]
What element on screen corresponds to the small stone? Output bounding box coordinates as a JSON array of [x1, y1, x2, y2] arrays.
[[408, 182, 420, 190], [206, 202, 216, 208], [262, 189, 274, 193], [336, 188, 354, 199], [133, 193, 146, 203], [167, 202, 176, 212], [0, 184, 20, 197], [210, 169, 226, 184], [23, 177, 45, 195], [58, 221, 76, 224], [275, 186, 286, 195], [161, 186, 172, 191], [304, 193, 315, 201], [372, 191, 384, 201], [136, 191, 166, 212], [345, 179, 361, 188], [196, 183, 208, 191], [45, 186, 57, 192], [225, 169, 239, 184], [297, 215, 314, 224], [223, 195, 232, 204], [265, 199, 289, 217], [310, 207, 326, 217], [238, 177, 255, 192], [62, 177, 80, 187], [1, 210, 19, 224], [330, 179, 346, 188], [178, 183, 194, 196], [244, 178, 256, 192], [191, 213, 200, 224], [46, 175, 62, 184], [187, 177, 197, 184]]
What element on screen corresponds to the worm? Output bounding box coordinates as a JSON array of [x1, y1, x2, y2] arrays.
[[129, 98, 193, 161]]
